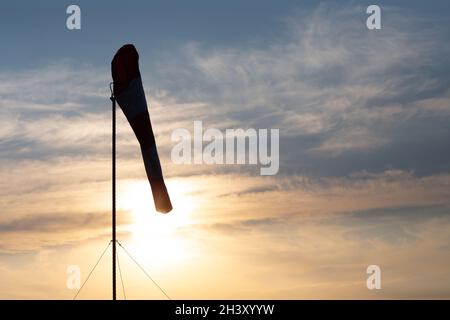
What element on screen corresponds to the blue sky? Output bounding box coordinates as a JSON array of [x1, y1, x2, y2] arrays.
[[2, 0, 449, 69], [0, 1, 450, 299], [2, 0, 306, 69]]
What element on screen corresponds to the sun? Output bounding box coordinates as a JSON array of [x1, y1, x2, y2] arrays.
[[117, 178, 197, 266]]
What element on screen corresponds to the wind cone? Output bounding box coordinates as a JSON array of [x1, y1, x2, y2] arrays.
[[111, 44, 172, 213]]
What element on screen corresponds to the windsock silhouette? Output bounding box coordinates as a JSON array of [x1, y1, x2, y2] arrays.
[[112, 44, 172, 213]]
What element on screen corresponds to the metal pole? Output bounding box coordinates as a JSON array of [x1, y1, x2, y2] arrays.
[[111, 92, 117, 301]]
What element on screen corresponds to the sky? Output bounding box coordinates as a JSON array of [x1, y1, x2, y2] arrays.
[[0, 0, 450, 299]]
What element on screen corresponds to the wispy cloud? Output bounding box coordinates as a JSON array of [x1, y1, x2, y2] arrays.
[[140, 3, 450, 169]]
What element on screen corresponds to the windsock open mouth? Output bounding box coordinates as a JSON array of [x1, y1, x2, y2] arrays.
[[111, 44, 172, 214], [112, 44, 140, 97]]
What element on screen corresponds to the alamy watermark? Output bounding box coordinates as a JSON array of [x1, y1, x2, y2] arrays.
[[366, 265, 381, 290], [66, 5, 81, 30], [366, 5, 381, 30], [66, 265, 81, 290], [64, 5, 380, 32], [171, 121, 279, 175]]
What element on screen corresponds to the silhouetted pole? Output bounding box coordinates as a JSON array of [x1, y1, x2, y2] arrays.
[[110, 90, 117, 301]]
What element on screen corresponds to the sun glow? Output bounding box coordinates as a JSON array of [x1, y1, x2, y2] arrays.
[[118, 178, 197, 266]]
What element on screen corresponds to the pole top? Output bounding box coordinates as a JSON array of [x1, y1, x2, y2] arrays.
[[109, 82, 115, 101]]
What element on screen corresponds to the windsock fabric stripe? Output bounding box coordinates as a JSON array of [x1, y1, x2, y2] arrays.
[[111, 44, 172, 214]]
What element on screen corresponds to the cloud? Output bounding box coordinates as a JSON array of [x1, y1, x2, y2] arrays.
[[177, 200, 450, 299], [137, 3, 450, 177], [1, 2, 450, 298], [309, 126, 388, 155], [2, 4, 450, 177], [0, 209, 134, 252], [0, 212, 108, 233], [0, 63, 108, 106]]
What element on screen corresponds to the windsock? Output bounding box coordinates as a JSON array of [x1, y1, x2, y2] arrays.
[[112, 44, 172, 214]]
